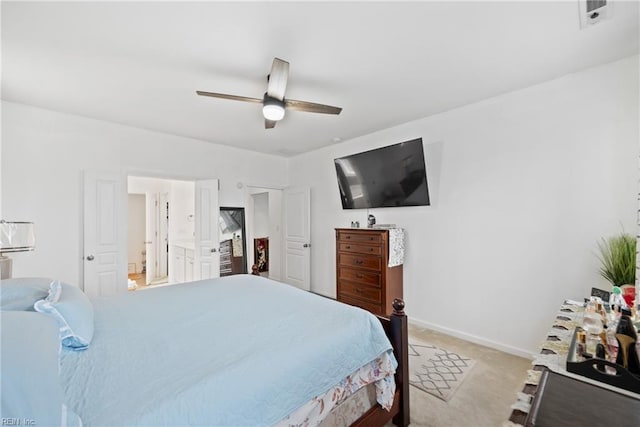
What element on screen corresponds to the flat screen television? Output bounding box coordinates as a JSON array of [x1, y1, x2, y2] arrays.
[[334, 138, 430, 209]]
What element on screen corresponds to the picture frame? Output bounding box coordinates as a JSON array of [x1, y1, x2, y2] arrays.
[[254, 237, 269, 272]]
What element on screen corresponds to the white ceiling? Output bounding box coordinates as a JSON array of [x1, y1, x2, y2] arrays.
[[2, 1, 638, 157]]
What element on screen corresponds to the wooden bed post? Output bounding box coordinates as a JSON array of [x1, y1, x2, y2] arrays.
[[390, 299, 409, 427], [352, 298, 410, 427]]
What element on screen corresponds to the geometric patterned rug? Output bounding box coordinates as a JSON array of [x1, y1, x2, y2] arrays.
[[408, 337, 476, 402]]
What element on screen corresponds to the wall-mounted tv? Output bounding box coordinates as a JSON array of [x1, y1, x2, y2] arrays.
[[334, 138, 430, 209]]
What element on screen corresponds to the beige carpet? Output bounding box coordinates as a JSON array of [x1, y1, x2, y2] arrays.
[[406, 325, 531, 427], [409, 338, 476, 401]]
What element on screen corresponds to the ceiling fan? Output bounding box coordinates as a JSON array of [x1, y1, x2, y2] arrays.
[[197, 58, 342, 129]]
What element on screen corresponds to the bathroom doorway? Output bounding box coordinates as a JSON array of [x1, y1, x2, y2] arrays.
[[219, 207, 247, 276], [127, 176, 194, 290]]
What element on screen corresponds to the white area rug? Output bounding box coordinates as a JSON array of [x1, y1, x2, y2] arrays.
[[409, 338, 476, 402]]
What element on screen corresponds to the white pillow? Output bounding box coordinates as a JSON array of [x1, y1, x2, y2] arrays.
[[0, 277, 55, 311], [34, 281, 94, 350], [0, 311, 83, 426]]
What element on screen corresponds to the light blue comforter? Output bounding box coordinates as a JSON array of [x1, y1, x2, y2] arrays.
[[60, 275, 395, 426]]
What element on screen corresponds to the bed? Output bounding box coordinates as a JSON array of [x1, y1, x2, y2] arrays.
[[1, 274, 409, 426]]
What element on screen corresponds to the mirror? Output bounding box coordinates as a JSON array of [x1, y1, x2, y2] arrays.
[[218, 207, 247, 276]]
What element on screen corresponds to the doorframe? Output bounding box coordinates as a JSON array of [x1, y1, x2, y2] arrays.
[[244, 185, 284, 281], [100, 169, 219, 290], [145, 191, 158, 285], [84, 170, 283, 291]]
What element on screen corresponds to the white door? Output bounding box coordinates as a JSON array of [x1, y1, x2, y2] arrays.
[[283, 187, 311, 290], [145, 192, 158, 285], [159, 192, 169, 278], [83, 170, 127, 297], [194, 179, 220, 280]]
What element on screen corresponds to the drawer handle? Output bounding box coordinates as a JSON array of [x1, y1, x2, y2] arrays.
[[354, 259, 363, 265], [370, 248, 374, 252], [346, 236, 351, 239], [346, 245, 351, 249]]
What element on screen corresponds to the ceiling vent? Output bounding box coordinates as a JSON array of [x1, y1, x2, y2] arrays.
[[579, 0, 613, 29]]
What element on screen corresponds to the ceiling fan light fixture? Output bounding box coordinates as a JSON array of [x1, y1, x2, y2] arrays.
[[262, 95, 285, 121]]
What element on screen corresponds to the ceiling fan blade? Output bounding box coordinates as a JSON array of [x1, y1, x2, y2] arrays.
[[265, 119, 277, 129], [196, 91, 263, 104], [266, 58, 289, 101], [285, 99, 342, 115]]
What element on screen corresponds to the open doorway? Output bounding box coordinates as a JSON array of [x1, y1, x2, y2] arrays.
[[127, 193, 146, 288], [251, 192, 270, 277], [247, 187, 283, 281], [127, 176, 195, 290]]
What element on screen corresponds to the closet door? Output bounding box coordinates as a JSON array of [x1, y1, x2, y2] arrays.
[[194, 179, 220, 280], [283, 186, 310, 291]]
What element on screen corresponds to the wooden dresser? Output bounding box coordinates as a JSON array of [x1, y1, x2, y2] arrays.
[[220, 239, 244, 276], [335, 228, 403, 316]]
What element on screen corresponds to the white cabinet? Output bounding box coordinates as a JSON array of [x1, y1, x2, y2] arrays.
[[173, 246, 186, 283], [185, 249, 194, 283], [172, 244, 195, 284]]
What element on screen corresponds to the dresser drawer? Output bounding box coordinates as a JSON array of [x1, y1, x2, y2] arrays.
[[338, 280, 381, 304], [338, 294, 383, 316], [338, 253, 381, 271], [337, 231, 383, 244], [338, 267, 381, 288], [338, 242, 382, 256]]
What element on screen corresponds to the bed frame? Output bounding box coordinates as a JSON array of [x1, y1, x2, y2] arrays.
[[351, 298, 410, 427], [250, 268, 409, 425]]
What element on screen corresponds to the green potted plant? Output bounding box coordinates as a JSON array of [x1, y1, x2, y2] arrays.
[[597, 232, 636, 288]]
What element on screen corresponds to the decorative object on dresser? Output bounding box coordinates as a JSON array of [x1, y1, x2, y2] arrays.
[[336, 228, 404, 316]]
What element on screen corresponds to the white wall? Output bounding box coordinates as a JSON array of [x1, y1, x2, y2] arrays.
[[252, 192, 270, 237], [1, 102, 288, 285], [127, 194, 145, 273], [288, 56, 639, 356], [128, 175, 194, 243]]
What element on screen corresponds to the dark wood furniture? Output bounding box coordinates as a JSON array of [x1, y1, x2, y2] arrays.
[[220, 238, 244, 276], [336, 228, 403, 316], [351, 299, 409, 426], [509, 308, 574, 424]]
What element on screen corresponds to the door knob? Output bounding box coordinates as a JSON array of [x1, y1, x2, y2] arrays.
[[303, 243, 311, 248], [86, 255, 95, 261], [211, 248, 218, 253]]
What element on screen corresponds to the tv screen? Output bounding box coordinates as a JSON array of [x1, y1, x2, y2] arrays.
[[334, 138, 430, 209]]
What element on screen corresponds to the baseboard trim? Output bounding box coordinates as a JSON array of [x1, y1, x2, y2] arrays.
[[408, 316, 534, 359]]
